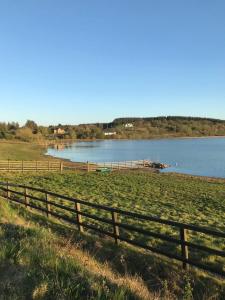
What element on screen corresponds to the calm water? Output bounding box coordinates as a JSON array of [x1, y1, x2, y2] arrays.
[[47, 138, 225, 178]]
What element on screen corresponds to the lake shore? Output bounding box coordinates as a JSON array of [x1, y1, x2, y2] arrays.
[[46, 137, 225, 179], [1, 134, 225, 147], [42, 134, 225, 147], [1, 137, 225, 179]]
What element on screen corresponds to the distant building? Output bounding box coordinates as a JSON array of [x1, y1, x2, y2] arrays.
[[124, 123, 134, 128], [53, 128, 65, 135], [104, 132, 117, 136]]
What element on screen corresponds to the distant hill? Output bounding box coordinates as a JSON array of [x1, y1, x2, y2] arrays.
[[100, 116, 225, 139], [112, 116, 225, 125], [1, 116, 225, 141]]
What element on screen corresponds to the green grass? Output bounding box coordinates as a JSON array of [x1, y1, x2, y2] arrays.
[[0, 199, 145, 299], [0, 170, 225, 281], [0, 141, 49, 160], [0, 193, 224, 299], [2, 170, 224, 230]]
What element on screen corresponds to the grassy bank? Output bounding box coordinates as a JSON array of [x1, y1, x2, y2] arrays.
[[0, 170, 224, 289], [0, 187, 224, 299], [0, 198, 151, 299], [0, 141, 49, 160]]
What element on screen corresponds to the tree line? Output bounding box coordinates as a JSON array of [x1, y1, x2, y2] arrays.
[[1, 117, 225, 142]]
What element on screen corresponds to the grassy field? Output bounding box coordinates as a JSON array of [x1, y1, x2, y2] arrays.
[[1, 170, 224, 230], [0, 170, 224, 292], [0, 141, 49, 160], [0, 184, 224, 299]]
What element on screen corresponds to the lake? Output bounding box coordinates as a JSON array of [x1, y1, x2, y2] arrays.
[[46, 137, 225, 178]]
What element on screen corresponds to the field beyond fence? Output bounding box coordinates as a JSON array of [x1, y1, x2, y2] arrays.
[[0, 181, 224, 278]]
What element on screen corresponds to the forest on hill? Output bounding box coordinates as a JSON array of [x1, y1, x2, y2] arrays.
[[1, 116, 225, 142]]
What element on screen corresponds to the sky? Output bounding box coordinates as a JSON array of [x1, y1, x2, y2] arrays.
[[0, 0, 225, 125]]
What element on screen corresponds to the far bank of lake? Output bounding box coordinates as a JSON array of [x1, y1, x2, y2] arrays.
[[46, 137, 225, 178]]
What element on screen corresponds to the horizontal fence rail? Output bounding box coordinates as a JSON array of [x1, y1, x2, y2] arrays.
[[0, 181, 224, 278], [0, 159, 158, 173], [64, 159, 158, 172], [0, 160, 63, 173], [96, 160, 152, 170]]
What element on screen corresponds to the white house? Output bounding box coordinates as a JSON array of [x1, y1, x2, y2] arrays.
[[104, 132, 117, 136], [53, 128, 66, 135], [124, 123, 134, 128]]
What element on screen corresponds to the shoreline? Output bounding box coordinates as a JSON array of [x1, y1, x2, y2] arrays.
[[46, 135, 225, 145], [1, 139, 225, 181], [1, 134, 225, 146], [45, 149, 225, 181]]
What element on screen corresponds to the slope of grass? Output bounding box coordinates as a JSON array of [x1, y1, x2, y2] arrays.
[[0, 198, 153, 299], [0, 141, 48, 160], [0, 171, 224, 288], [0, 196, 224, 299]]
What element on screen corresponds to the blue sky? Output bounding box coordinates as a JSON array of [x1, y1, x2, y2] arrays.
[[0, 0, 225, 125]]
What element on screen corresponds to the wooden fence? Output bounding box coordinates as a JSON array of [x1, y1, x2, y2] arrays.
[[64, 160, 153, 172], [95, 160, 151, 170], [0, 159, 155, 173], [0, 160, 63, 172], [0, 181, 224, 278]]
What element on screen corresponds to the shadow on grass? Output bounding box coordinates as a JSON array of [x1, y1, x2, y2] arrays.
[[0, 222, 142, 300], [13, 204, 225, 299]]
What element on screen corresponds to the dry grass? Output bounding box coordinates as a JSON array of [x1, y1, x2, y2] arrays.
[[1, 197, 224, 299], [0, 198, 162, 299]]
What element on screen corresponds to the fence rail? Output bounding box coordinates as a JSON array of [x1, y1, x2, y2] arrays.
[[0, 160, 63, 172], [0, 181, 224, 278], [0, 159, 157, 173], [64, 159, 155, 172], [96, 160, 151, 170]]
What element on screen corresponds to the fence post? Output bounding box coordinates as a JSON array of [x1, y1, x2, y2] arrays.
[[8, 159, 10, 172], [6, 181, 11, 199], [180, 227, 189, 270], [111, 211, 120, 245], [24, 188, 29, 209], [75, 202, 84, 233], [87, 161, 90, 172], [60, 162, 63, 173], [45, 193, 51, 218]]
